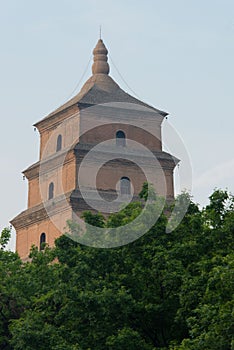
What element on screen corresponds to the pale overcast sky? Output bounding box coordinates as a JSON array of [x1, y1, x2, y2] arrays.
[[0, 0, 234, 249]]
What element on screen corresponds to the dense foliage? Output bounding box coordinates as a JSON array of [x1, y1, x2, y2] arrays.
[[0, 189, 233, 349]]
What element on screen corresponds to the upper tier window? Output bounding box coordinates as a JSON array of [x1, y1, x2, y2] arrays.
[[56, 134, 62, 152], [116, 130, 126, 147], [48, 182, 54, 200], [120, 176, 131, 195]]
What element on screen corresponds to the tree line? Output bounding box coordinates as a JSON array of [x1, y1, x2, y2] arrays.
[[0, 187, 233, 349]]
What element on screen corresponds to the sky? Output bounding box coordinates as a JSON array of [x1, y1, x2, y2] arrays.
[[0, 0, 234, 250]]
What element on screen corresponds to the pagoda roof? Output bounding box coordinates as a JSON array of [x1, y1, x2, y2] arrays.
[[35, 39, 167, 126]]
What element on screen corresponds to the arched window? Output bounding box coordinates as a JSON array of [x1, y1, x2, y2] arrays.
[[48, 182, 54, 200], [56, 134, 62, 152], [120, 177, 131, 195], [40, 233, 46, 251], [116, 130, 126, 147]]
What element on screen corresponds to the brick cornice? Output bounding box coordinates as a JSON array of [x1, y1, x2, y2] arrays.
[[23, 148, 76, 180], [11, 192, 72, 230], [34, 105, 79, 133], [75, 143, 179, 171]]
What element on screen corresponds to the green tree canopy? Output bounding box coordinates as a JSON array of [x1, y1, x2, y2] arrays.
[[0, 188, 233, 349]]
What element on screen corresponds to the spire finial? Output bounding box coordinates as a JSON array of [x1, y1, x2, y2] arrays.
[[99, 25, 102, 39], [92, 38, 110, 75]]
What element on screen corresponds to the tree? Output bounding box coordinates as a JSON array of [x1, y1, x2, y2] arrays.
[[0, 228, 22, 349], [0, 227, 11, 250], [0, 188, 233, 349], [172, 190, 234, 350]]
